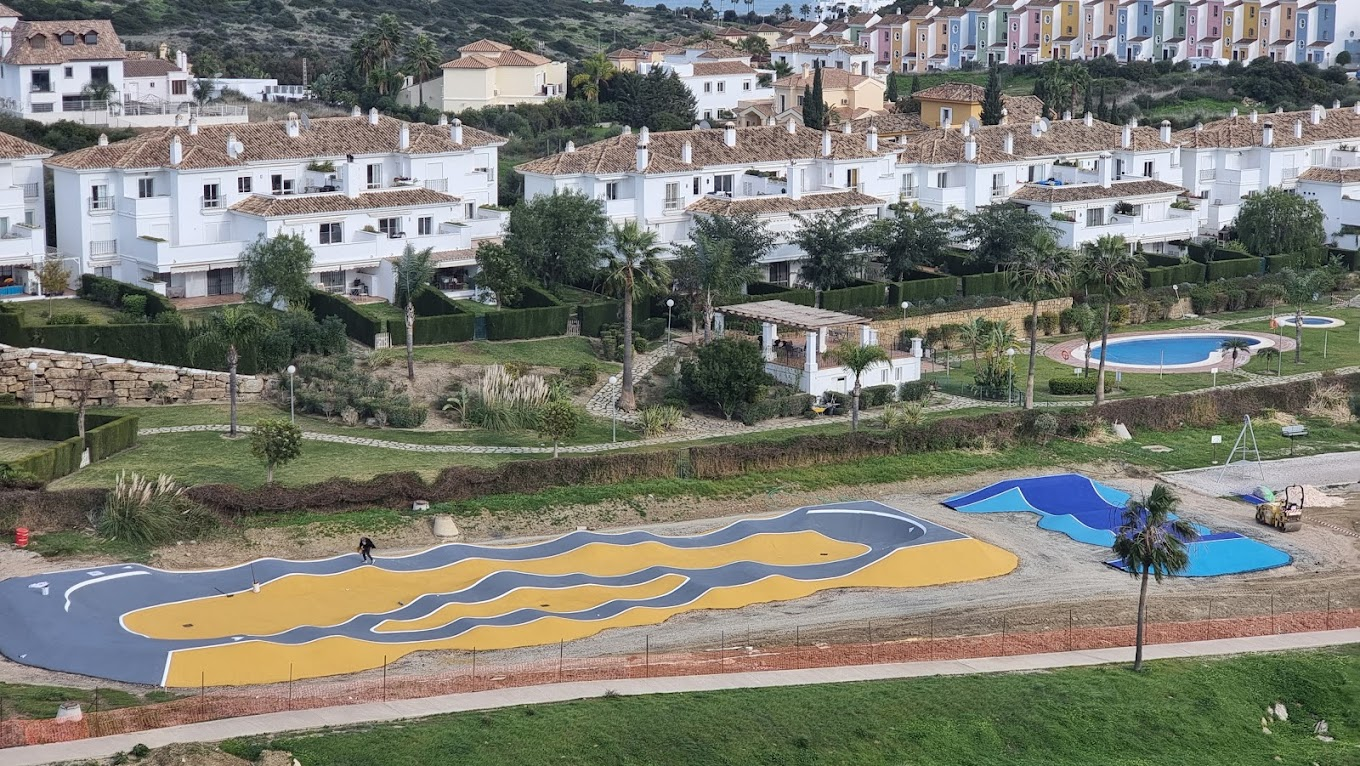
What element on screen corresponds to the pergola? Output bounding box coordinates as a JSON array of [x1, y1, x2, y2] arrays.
[[715, 299, 875, 363]]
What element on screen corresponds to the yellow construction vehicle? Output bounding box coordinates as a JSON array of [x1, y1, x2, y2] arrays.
[[1255, 485, 1303, 532]]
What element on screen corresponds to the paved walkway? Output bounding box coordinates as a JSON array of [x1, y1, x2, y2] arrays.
[[6, 628, 1357, 766], [1163, 452, 1360, 497]]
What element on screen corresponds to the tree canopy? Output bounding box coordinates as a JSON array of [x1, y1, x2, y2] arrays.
[[681, 336, 766, 420], [960, 204, 1051, 272], [602, 68, 698, 132], [241, 233, 315, 308], [1234, 187, 1326, 256], [485, 191, 609, 302], [868, 203, 952, 281], [981, 67, 1004, 125], [795, 209, 872, 292]]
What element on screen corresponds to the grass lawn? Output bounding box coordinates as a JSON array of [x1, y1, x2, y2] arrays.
[[374, 337, 618, 371], [1225, 306, 1360, 376], [4, 296, 122, 324], [1144, 96, 1241, 123], [452, 299, 497, 315], [924, 353, 1245, 403], [223, 647, 1359, 766], [355, 300, 405, 323], [0, 437, 56, 461], [0, 682, 177, 719]]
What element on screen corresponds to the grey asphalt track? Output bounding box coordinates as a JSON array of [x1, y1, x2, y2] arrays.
[[0, 501, 965, 686]]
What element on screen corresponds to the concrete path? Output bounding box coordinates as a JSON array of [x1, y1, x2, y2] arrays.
[[1163, 452, 1360, 497], [7, 628, 1357, 766]]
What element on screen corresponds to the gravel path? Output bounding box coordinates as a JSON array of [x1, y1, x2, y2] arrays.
[[1163, 452, 1360, 497]]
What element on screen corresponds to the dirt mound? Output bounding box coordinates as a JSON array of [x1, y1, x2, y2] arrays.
[[138, 743, 251, 766]]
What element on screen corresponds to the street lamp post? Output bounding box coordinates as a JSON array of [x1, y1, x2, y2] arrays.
[[666, 298, 675, 348], [287, 364, 297, 423], [1004, 347, 1016, 405], [900, 300, 911, 320], [608, 375, 619, 443], [27, 361, 37, 406]]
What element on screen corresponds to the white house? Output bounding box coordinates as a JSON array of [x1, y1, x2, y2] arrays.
[[121, 51, 193, 111], [771, 35, 878, 77], [1297, 166, 1360, 250], [45, 109, 507, 301], [0, 131, 55, 297], [674, 60, 771, 123]]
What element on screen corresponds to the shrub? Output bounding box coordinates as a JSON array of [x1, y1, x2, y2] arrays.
[[78, 274, 174, 318], [638, 405, 684, 436], [650, 355, 676, 378], [880, 401, 924, 430], [633, 335, 649, 354], [461, 365, 550, 431], [634, 316, 667, 341], [96, 472, 215, 545], [250, 419, 303, 483], [681, 337, 766, 420], [1027, 412, 1059, 444], [1038, 312, 1059, 335], [862, 384, 897, 408], [45, 312, 89, 325], [898, 381, 931, 401], [120, 294, 148, 319], [1048, 376, 1113, 395], [538, 400, 584, 456], [291, 354, 424, 427]]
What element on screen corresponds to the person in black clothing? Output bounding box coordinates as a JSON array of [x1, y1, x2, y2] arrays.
[[357, 536, 376, 564]]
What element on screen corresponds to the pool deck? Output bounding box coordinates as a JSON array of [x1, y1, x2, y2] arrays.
[[1045, 329, 1296, 374]]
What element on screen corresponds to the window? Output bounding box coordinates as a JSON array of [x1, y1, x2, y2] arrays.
[[83, 32, 98, 45], [743, 80, 751, 91], [30, 70, 50, 92], [202, 183, 221, 209], [935, 171, 949, 188], [1027, 165, 1041, 182], [30, 35, 45, 49], [940, 106, 953, 125], [605, 181, 620, 201], [90, 66, 108, 85], [320, 222, 342, 245], [63, 66, 72, 78], [137, 178, 155, 198], [846, 168, 860, 189], [237, 176, 252, 194], [992, 173, 1006, 195], [464, 202, 475, 218], [703, 82, 712, 93], [768, 261, 790, 287], [171, 80, 186, 96], [418, 216, 433, 236], [366, 163, 383, 189], [900, 174, 916, 197], [89, 184, 110, 211], [378, 217, 402, 237], [713, 174, 733, 194], [1086, 208, 1104, 226], [1311, 148, 1325, 165], [1143, 161, 1154, 178], [664, 182, 681, 211], [692, 177, 701, 195], [270, 175, 295, 195], [717, 81, 725, 92], [59, 32, 75, 46]]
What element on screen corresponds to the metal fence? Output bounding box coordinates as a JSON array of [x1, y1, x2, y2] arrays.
[[1, 591, 1354, 749]]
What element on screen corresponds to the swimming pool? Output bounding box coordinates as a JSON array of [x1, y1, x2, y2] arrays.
[[1276, 315, 1346, 329], [1075, 332, 1273, 370]]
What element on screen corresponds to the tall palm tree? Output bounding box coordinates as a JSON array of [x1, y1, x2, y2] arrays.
[[1220, 337, 1252, 369], [831, 341, 889, 432], [958, 316, 990, 365], [572, 53, 616, 103], [1111, 483, 1199, 672], [779, 3, 794, 19], [800, 3, 812, 20], [372, 13, 403, 69], [1080, 235, 1142, 406], [1279, 267, 1334, 365], [607, 221, 671, 411], [188, 307, 272, 438], [394, 243, 436, 382], [404, 33, 444, 108], [1007, 230, 1076, 409]]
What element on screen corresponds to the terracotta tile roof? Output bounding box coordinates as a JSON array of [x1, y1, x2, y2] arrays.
[[640, 42, 672, 51], [442, 54, 499, 69], [1011, 179, 1185, 204], [696, 48, 748, 60], [0, 3, 21, 16], [775, 40, 873, 56], [0, 131, 53, 159], [607, 48, 644, 59], [736, 100, 776, 119], [3, 20, 123, 65], [231, 187, 461, 217], [847, 13, 878, 24], [806, 34, 850, 45], [1171, 107, 1360, 148], [875, 14, 912, 25], [1003, 94, 1047, 123], [458, 39, 512, 53], [1298, 167, 1360, 184], [717, 26, 748, 36], [443, 49, 550, 68], [516, 124, 886, 176], [751, 24, 783, 32], [898, 118, 1172, 165], [685, 39, 742, 50], [914, 83, 986, 102], [688, 189, 884, 215], [691, 61, 758, 76], [780, 21, 821, 32], [122, 58, 181, 78], [491, 49, 552, 66], [822, 22, 851, 34], [939, 6, 970, 16], [775, 67, 876, 89], [850, 112, 928, 134], [908, 5, 938, 18], [48, 115, 505, 171]]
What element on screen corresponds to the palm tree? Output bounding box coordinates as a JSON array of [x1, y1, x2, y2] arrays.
[[800, 4, 812, 20], [772, 60, 794, 79], [779, 3, 794, 19], [404, 33, 444, 107], [958, 316, 990, 365], [1080, 235, 1142, 406], [607, 221, 671, 411], [394, 243, 436, 382], [1111, 483, 1199, 672], [572, 53, 616, 103], [1220, 338, 1252, 369], [372, 13, 403, 69], [1007, 230, 1076, 409], [1279, 267, 1335, 365], [831, 341, 889, 431], [188, 307, 272, 438]]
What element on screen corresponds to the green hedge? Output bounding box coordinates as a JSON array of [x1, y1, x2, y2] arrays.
[[0, 305, 23, 345], [888, 271, 958, 304], [509, 285, 563, 309], [307, 289, 383, 347], [1264, 248, 1329, 274], [9, 436, 84, 483], [485, 305, 571, 340], [822, 281, 887, 312], [78, 274, 175, 318], [1204, 252, 1260, 281], [734, 286, 815, 306], [862, 384, 896, 408], [1144, 260, 1205, 288], [1048, 376, 1113, 396], [1142, 253, 1183, 268], [939, 251, 990, 276], [84, 413, 139, 462], [962, 271, 1010, 297], [387, 313, 476, 345], [578, 300, 622, 337], [21, 322, 193, 365], [0, 407, 138, 482], [411, 285, 462, 316]]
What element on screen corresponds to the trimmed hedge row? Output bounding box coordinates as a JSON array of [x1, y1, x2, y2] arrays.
[[1048, 376, 1113, 396], [307, 289, 383, 347], [78, 275, 175, 318], [1264, 248, 1330, 274], [410, 285, 463, 316], [578, 300, 622, 337], [1144, 260, 1205, 288], [385, 287, 476, 345], [821, 280, 886, 312], [1205, 252, 1260, 281], [84, 413, 139, 461], [8, 436, 84, 483], [0, 407, 139, 482], [485, 304, 571, 340], [734, 286, 816, 306], [888, 271, 958, 304], [961, 271, 1010, 297]]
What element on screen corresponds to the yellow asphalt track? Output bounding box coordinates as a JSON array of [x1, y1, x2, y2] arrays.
[[161, 538, 1017, 686]]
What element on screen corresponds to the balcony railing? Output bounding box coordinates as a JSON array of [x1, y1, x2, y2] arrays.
[[201, 196, 223, 211], [20, 183, 38, 199], [89, 239, 117, 256], [88, 196, 113, 213], [424, 178, 449, 193], [663, 198, 683, 212], [1198, 168, 1217, 181]]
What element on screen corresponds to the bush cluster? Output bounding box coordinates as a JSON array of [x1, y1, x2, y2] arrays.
[[862, 384, 897, 408], [898, 381, 932, 401], [290, 354, 427, 428], [1048, 376, 1114, 396]]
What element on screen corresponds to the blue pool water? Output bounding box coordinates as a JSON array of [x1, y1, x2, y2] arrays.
[[945, 474, 1291, 577], [1302, 317, 1334, 326], [1088, 334, 1266, 366]]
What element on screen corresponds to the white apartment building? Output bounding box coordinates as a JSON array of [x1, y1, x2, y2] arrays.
[[46, 109, 507, 301], [0, 132, 54, 297], [516, 121, 899, 285], [637, 42, 774, 123], [771, 35, 878, 77], [0, 7, 244, 127]]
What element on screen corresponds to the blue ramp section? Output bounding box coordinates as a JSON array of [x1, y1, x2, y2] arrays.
[[945, 474, 1290, 577]]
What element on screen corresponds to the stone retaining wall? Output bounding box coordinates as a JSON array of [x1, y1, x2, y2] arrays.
[[0, 345, 270, 408], [870, 295, 1196, 344]]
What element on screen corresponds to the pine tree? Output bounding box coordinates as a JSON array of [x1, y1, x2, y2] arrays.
[[1097, 86, 1107, 123], [1082, 86, 1092, 117], [811, 62, 825, 127], [886, 73, 899, 103], [909, 74, 921, 94], [981, 66, 1004, 125], [802, 83, 817, 126]]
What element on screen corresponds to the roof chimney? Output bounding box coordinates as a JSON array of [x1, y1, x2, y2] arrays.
[[1194, 121, 1203, 133], [724, 121, 737, 147], [786, 118, 797, 135], [1230, 107, 1239, 118], [788, 161, 802, 201], [1276, 106, 1285, 114], [682, 140, 693, 164], [367, 107, 380, 126], [188, 116, 199, 136], [866, 126, 878, 152], [1031, 117, 1043, 138], [1062, 109, 1072, 121], [351, 104, 361, 118], [840, 121, 851, 134], [636, 134, 649, 172], [1098, 151, 1112, 189], [1294, 120, 1304, 139], [961, 120, 972, 137], [1159, 120, 1171, 144], [451, 118, 463, 144], [286, 112, 301, 138], [438, 114, 448, 126], [1311, 104, 1323, 125], [399, 122, 410, 150], [1250, 110, 1259, 124], [1333, 99, 1342, 110], [1083, 111, 1093, 127], [1262, 121, 1274, 147], [176, 49, 187, 71], [1000, 107, 1009, 126], [1355, 102, 1360, 116], [1003, 131, 1014, 154], [169, 135, 182, 166], [565, 140, 576, 153], [821, 128, 832, 157], [766, 116, 775, 126], [97, 133, 108, 147], [964, 135, 977, 162], [226, 132, 239, 159], [1121, 123, 1132, 149], [622, 125, 632, 135]]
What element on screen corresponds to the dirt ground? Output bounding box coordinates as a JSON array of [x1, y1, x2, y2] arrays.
[[3, 460, 1359, 694]]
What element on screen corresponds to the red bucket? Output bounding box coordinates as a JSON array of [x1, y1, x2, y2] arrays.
[[14, 527, 28, 547]]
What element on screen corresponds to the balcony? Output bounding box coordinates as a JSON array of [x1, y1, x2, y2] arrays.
[[917, 185, 968, 210], [1198, 168, 1217, 182], [89, 239, 118, 257], [424, 178, 449, 193], [200, 196, 225, 212], [20, 183, 38, 199], [88, 196, 114, 214]]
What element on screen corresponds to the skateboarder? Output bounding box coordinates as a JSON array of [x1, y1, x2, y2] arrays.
[[357, 536, 376, 564]]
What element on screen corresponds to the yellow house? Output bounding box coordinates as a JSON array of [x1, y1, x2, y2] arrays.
[[773, 65, 887, 123], [399, 39, 568, 113], [1242, 0, 1261, 43], [1223, 3, 1239, 58], [913, 82, 986, 128], [607, 48, 644, 73]]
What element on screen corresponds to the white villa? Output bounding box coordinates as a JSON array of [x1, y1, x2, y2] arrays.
[[45, 109, 507, 301], [0, 7, 244, 127], [0, 131, 54, 297]]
